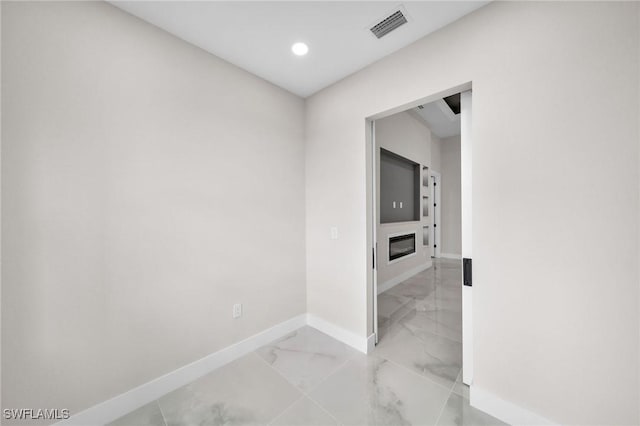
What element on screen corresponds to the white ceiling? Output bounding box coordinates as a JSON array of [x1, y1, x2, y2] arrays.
[[110, 1, 489, 97], [414, 99, 460, 138]]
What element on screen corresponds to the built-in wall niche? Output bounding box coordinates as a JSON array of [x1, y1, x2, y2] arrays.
[[380, 148, 420, 223], [422, 196, 429, 217], [422, 166, 429, 187], [423, 226, 429, 246]]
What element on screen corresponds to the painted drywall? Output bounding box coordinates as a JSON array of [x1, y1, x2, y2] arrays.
[[1, 1, 305, 422], [375, 112, 432, 289], [305, 2, 639, 424], [431, 134, 442, 174], [440, 135, 461, 256]]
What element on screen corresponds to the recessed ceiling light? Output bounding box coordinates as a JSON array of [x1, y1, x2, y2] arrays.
[[291, 42, 309, 56]]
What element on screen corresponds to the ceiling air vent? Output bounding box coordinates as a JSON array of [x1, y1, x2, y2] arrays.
[[370, 10, 408, 39]]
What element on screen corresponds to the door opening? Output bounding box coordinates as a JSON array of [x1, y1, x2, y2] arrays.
[[368, 84, 472, 388]]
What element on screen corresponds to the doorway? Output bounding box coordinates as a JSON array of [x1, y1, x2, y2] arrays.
[[369, 85, 472, 388]]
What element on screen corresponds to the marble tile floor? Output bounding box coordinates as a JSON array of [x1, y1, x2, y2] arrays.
[[109, 260, 504, 426]]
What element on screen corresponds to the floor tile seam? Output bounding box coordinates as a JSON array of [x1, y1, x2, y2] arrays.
[[451, 371, 469, 400], [301, 350, 358, 396], [410, 326, 464, 348], [379, 322, 463, 345], [398, 318, 462, 343], [433, 368, 462, 426], [386, 298, 416, 316], [370, 352, 456, 394], [252, 349, 309, 398], [251, 350, 320, 425], [266, 393, 307, 426], [410, 317, 463, 336], [304, 392, 343, 426], [155, 399, 169, 426], [290, 354, 359, 425], [382, 318, 463, 352]]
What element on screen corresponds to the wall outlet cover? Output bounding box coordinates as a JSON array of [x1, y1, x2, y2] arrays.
[[233, 303, 242, 318]]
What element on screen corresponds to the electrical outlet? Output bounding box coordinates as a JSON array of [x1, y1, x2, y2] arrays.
[[233, 303, 242, 319]]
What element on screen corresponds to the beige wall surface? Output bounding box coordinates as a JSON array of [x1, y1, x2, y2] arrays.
[[440, 136, 461, 256], [431, 134, 442, 175], [305, 2, 639, 424], [375, 112, 432, 287], [2, 1, 305, 420]]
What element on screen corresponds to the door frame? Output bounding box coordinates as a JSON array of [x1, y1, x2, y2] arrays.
[[366, 82, 472, 385], [371, 120, 379, 344], [460, 90, 473, 384]]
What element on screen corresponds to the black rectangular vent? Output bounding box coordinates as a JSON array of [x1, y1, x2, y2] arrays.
[[370, 10, 407, 39]]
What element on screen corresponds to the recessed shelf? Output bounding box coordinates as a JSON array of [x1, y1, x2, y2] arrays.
[[380, 148, 420, 224], [423, 226, 429, 246], [422, 166, 429, 187], [422, 196, 429, 217]]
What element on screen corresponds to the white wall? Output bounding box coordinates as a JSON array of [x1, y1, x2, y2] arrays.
[[375, 111, 432, 290], [431, 134, 442, 174], [1, 1, 305, 420], [440, 136, 461, 256], [305, 2, 639, 424]]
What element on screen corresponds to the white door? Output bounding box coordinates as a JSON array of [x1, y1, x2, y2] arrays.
[[461, 90, 473, 385]]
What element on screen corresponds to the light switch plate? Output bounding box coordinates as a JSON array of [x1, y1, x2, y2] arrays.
[[330, 227, 338, 240]]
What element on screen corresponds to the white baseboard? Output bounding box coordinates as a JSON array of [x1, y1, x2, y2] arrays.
[[306, 313, 370, 354], [470, 386, 557, 426], [440, 253, 462, 260], [56, 314, 307, 426], [376, 261, 431, 295]]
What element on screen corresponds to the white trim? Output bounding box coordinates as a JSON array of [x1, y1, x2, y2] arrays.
[[371, 119, 379, 344], [55, 314, 307, 426], [440, 253, 462, 260], [306, 314, 370, 354], [470, 386, 557, 426], [460, 89, 473, 385], [376, 261, 431, 294]]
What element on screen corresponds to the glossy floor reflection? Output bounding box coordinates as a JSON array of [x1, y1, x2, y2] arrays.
[[109, 260, 505, 426]]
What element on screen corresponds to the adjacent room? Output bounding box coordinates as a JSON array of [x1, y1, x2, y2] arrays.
[[2, 1, 639, 426]]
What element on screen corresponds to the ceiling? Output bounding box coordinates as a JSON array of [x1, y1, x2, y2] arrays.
[[413, 99, 460, 138], [110, 1, 489, 97]]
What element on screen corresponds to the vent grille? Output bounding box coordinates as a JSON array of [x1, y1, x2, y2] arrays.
[[370, 10, 407, 39]]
